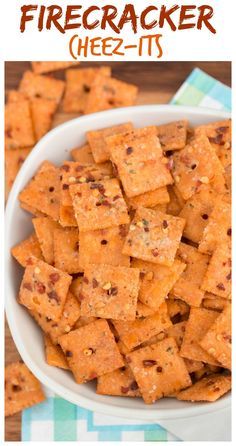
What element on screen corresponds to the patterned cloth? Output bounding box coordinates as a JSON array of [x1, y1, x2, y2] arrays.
[[22, 67, 231, 441]]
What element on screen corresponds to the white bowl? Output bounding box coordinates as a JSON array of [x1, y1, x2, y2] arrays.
[[5, 105, 231, 421]]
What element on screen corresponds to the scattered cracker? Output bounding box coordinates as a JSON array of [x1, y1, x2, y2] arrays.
[[127, 187, 170, 211], [5, 362, 45, 416], [53, 227, 81, 274], [59, 319, 124, 383], [71, 144, 95, 163], [19, 70, 65, 104], [201, 244, 231, 299], [44, 335, 69, 369], [31, 98, 57, 141], [156, 120, 188, 151], [19, 258, 72, 321], [127, 337, 191, 404], [11, 233, 43, 267], [122, 207, 185, 267], [97, 364, 140, 398], [108, 126, 173, 197], [5, 147, 32, 199], [7, 90, 27, 102], [195, 119, 231, 155], [177, 373, 231, 402], [5, 100, 35, 149], [32, 61, 80, 74], [32, 217, 60, 265], [70, 178, 130, 231]]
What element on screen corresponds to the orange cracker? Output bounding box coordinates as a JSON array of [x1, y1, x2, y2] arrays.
[[5, 147, 32, 199], [19, 258, 72, 321], [195, 119, 231, 155], [63, 66, 111, 113], [113, 302, 172, 350], [31, 98, 57, 141], [5, 100, 35, 149], [79, 225, 130, 268], [180, 307, 220, 365], [177, 373, 231, 402], [71, 144, 95, 163], [85, 74, 138, 114], [127, 187, 170, 211], [7, 90, 27, 102], [97, 364, 140, 398], [11, 233, 43, 267], [70, 178, 130, 231], [202, 293, 229, 312], [5, 362, 45, 416], [59, 205, 77, 227], [59, 319, 124, 383], [19, 70, 65, 104], [156, 120, 188, 151], [166, 321, 186, 348], [166, 298, 190, 320], [60, 161, 109, 207], [30, 291, 80, 345], [199, 304, 231, 370], [170, 135, 224, 200], [87, 122, 133, 163], [179, 186, 217, 243], [171, 242, 210, 307], [132, 258, 185, 310], [108, 126, 173, 197], [32, 61, 80, 74], [201, 244, 231, 299], [122, 207, 185, 267], [80, 264, 140, 321], [198, 197, 231, 254], [127, 337, 191, 404], [44, 335, 69, 369], [19, 161, 61, 221], [32, 217, 61, 265], [53, 227, 81, 274]]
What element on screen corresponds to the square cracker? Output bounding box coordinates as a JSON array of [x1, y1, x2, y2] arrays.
[[19, 161, 61, 221], [156, 120, 188, 151], [108, 126, 173, 197], [198, 198, 231, 254], [60, 161, 109, 207], [70, 178, 130, 231], [31, 98, 57, 141], [85, 74, 138, 114], [127, 337, 191, 404], [97, 365, 140, 398], [122, 207, 185, 267], [87, 122, 133, 163], [30, 291, 81, 345], [63, 66, 111, 113], [11, 233, 43, 267], [199, 304, 231, 370], [180, 308, 220, 365], [53, 227, 81, 274], [5, 100, 35, 149], [79, 225, 130, 268], [71, 144, 95, 163], [132, 258, 185, 310], [5, 147, 32, 199], [170, 135, 224, 200], [5, 362, 45, 416], [113, 302, 172, 350], [179, 186, 217, 243], [80, 264, 140, 321], [195, 119, 231, 155], [201, 244, 231, 299], [59, 319, 124, 383], [44, 335, 69, 369], [19, 70, 65, 104], [127, 187, 170, 211], [19, 258, 72, 321], [177, 373, 231, 402], [32, 217, 61, 265], [59, 204, 77, 227], [32, 61, 80, 74], [171, 243, 210, 307]]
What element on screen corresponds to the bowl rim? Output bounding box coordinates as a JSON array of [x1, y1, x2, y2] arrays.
[[5, 104, 231, 421]]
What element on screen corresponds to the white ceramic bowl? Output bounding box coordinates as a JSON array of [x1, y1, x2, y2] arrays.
[[5, 105, 231, 421]]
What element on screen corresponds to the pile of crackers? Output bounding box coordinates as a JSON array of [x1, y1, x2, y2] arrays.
[[7, 116, 231, 414], [5, 61, 138, 199]]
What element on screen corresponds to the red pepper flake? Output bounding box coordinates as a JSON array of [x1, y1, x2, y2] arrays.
[[217, 283, 225, 291], [23, 282, 33, 291], [74, 241, 79, 251], [156, 366, 163, 373], [35, 282, 46, 294], [78, 293, 85, 301], [143, 359, 157, 367], [227, 228, 231, 236], [151, 249, 159, 257], [101, 239, 108, 245], [101, 200, 111, 207], [112, 163, 118, 176], [26, 257, 33, 265], [66, 350, 73, 357], [92, 278, 98, 288], [49, 186, 54, 192], [130, 381, 138, 391], [12, 384, 22, 392], [162, 220, 168, 229], [108, 286, 118, 296], [61, 165, 70, 172], [113, 195, 121, 201], [140, 271, 145, 280], [209, 134, 224, 145], [83, 276, 89, 284], [62, 183, 69, 190], [222, 333, 231, 343], [216, 126, 229, 134], [47, 290, 60, 303], [121, 386, 129, 394], [201, 214, 209, 220], [49, 273, 60, 284], [119, 225, 128, 237], [75, 165, 84, 172], [126, 147, 133, 155], [191, 163, 197, 170], [226, 272, 231, 281], [83, 84, 90, 93]]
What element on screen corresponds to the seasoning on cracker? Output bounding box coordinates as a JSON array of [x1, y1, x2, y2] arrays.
[[59, 319, 124, 383], [44, 335, 69, 369], [177, 373, 231, 402], [53, 227, 81, 274], [32, 217, 61, 265], [71, 144, 95, 163], [127, 187, 170, 211], [156, 120, 188, 151], [5, 147, 32, 199], [5, 100, 35, 149], [201, 244, 231, 299], [19, 258, 72, 321], [97, 364, 140, 398], [122, 207, 185, 267], [108, 126, 173, 197], [5, 362, 45, 417], [19, 70, 65, 104], [11, 233, 43, 267], [195, 119, 231, 155]]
